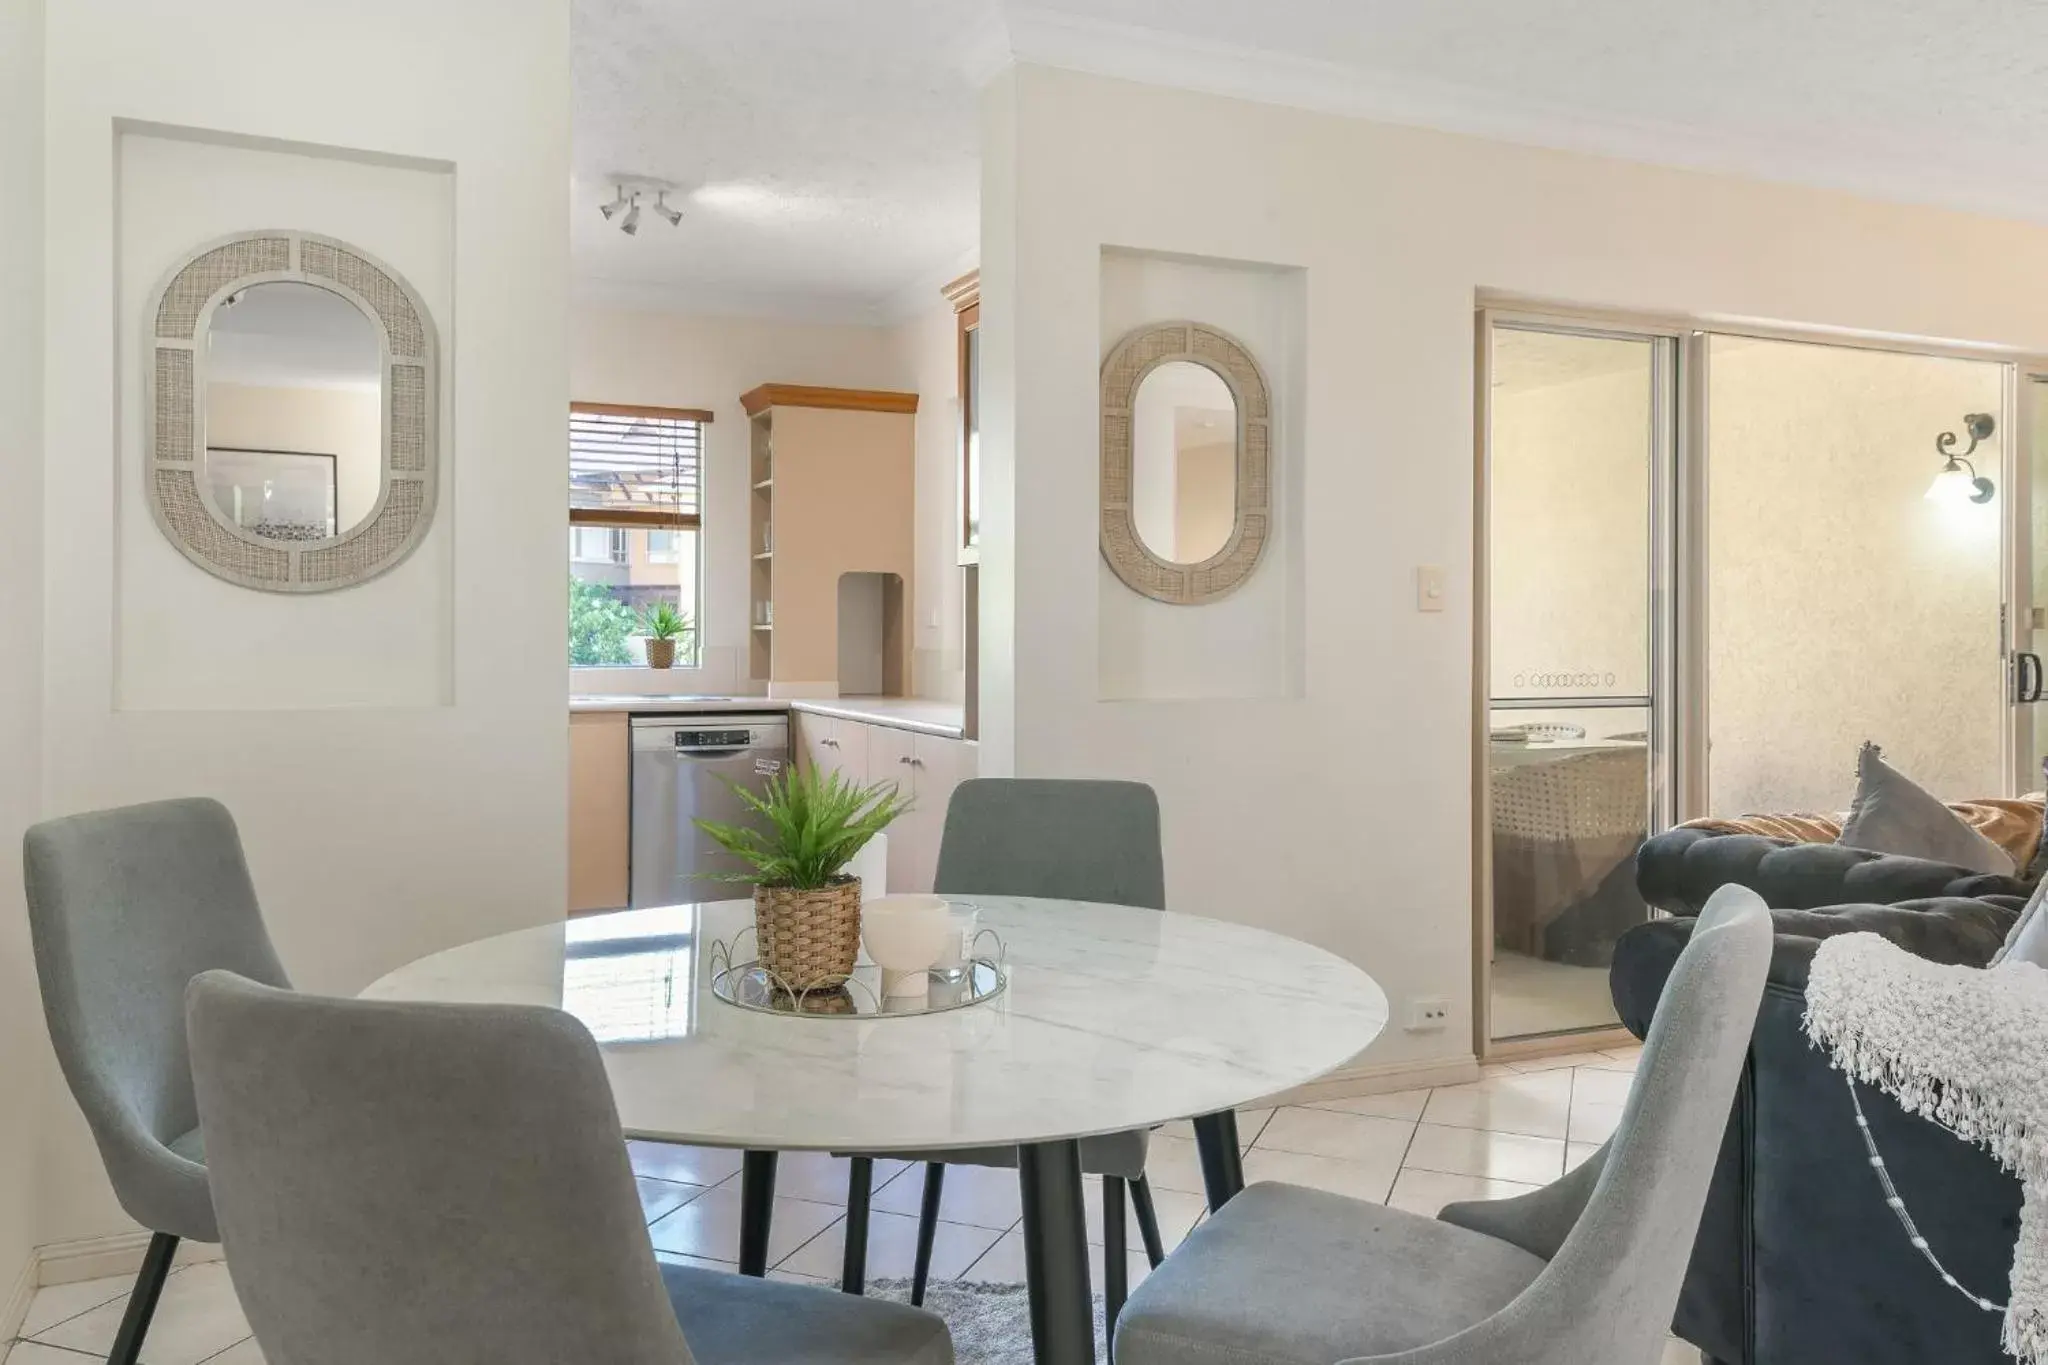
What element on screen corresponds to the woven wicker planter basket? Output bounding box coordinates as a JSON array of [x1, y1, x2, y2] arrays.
[[755, 879, 862, 990], [645, 638, 678, 669]]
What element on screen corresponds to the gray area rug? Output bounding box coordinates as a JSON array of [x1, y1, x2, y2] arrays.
[[867, 1279, 1108, 1365]]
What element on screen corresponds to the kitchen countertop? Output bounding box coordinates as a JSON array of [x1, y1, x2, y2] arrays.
[[568, 693, 968, 740]]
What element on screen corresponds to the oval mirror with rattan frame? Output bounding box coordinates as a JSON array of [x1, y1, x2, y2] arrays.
[[1100, 320, 1272, 605], [144, 230, 439, 593]]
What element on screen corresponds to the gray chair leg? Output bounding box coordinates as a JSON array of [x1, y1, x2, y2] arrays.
[[108, 1232, 178, 1365], [1131, 1174, 1167, 1267], [1103, 1176, 1130, 1332], [841, 1156, 873, 1295], [910, 1161, 946, 1307]]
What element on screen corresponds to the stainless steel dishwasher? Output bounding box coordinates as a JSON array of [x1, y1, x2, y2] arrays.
[[629, 714, 789, 908]]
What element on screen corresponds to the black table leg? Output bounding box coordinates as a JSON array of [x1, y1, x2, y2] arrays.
[[841, 1156, 873, 1294], [1018, 1139, 1094, 1365], [1190, 1111, 1245, 1213], [739, 1149, 778, 1276]]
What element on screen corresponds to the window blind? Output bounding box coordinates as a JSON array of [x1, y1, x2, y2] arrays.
[[569, 402, 711, 529]]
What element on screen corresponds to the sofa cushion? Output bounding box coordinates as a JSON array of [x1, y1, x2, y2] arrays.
[[1994, 879, 2048, 969], [1635, 828, 2028, 918], [1838, 743, 2013, 876]]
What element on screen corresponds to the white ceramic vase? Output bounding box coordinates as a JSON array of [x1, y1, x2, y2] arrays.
[[861, 893, 951, 998]]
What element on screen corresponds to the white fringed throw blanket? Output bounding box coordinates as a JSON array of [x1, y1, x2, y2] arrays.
[[1806, 934, 2048, 1362]]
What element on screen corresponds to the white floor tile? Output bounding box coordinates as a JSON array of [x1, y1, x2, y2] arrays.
[[655, 1251, 737, 1273], [1131, 1134, 1206, 1196], [775, 1210, 1003, 1283], [1420, 1070, 1573, 1140], [34, 1261, 249, 1365], [765, 1150, 913, 1207], [18, 1272, 134, 1338], [1592, 1046, 1643, 1072], [1570, 1067, 1636, 1107], [1662, 1337, 1703, 1364], [8, 1343, 114, 1364], [1567, 1099, 1625, 1146], [1501, 1050, 1622, 1074], [1233, 1109, 1275, 1148], [766, 1268, 836, 1287], [1566, 1141, 1603, 1171], [1155, 1107, 1270, 1151], [1241, 1146, 1400, 1203], [1302, 1088, 1431, 1122], [1253, 1107, 1417, 1168], [1384, 1167, 1540, 1217], [1401, 1123, 1564, 1186], [1084, 1180, 1207, 1252], [957, 1229, 1151, 1291], [646, 1187, 843, 1266], [201, 1338, 266, 1363], [628, 1141, 746, 1188], [638, 1176, 707, 1224], [868, 1160, 1020, 1231]]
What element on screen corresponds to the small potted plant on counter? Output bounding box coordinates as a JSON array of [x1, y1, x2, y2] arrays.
[[695, 767, 910, 991], [640, 600, 692, 670]]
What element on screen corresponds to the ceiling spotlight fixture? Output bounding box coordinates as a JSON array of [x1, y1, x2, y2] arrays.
[[598, 179, 685, 235], [1926, 412, 1997, 505]]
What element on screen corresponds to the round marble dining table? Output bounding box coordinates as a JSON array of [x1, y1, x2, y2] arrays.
[[363, 896, 1388, 1365]]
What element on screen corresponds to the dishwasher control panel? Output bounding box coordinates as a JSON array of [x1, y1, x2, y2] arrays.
[[675, 728, 753, 750]]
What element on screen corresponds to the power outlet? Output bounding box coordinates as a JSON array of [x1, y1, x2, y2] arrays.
[[1405, 997, 1451, 1032]]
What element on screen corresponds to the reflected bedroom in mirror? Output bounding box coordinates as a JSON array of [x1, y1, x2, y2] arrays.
[[203, 280, 382, 542]]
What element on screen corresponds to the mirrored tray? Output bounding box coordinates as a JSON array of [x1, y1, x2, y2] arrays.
[[708, 929, 1008, 1019]]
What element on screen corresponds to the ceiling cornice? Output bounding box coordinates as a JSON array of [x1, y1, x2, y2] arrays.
[[1000, 5, 2048, 228]]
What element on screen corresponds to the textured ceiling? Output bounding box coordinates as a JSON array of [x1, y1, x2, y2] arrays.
[[573, 0, 997, 324], [1008, 0, 2048, 220], [575, 0, 2048, 323]]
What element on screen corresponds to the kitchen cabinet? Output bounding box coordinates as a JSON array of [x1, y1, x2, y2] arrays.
[[568, 711, 630, 914], [791, 710, 976, 894], [798, 713, 870, 786]]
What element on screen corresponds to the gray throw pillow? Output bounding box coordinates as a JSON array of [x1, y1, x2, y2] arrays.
[[1993, 879, 2048, 969], [1835, 742, 2014, 877]]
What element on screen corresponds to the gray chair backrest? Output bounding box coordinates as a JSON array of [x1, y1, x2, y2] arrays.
[[1370, 884, 1772, 1365], [933, 778, 1165, 909], [23, 797, 288, 1241], [186, 971, 697, 1365]]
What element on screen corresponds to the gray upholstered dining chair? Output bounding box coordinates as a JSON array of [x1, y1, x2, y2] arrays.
[[841, 777, 1169, 1321], [184, 969, 954, 1365], [22, 797, 291, 1365], [1114, 883, 1773, 1365]]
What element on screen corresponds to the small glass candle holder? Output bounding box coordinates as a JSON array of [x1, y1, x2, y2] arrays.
[[933, 903, 980, 983]]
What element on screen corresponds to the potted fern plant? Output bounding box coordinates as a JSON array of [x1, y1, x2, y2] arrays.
[[641, 601, 692, 670], [695, 766, 911, 990]]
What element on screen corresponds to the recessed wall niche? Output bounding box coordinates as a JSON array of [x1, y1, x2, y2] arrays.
[[1098, 248, 1306, 701], [116, 128, 453, 712]]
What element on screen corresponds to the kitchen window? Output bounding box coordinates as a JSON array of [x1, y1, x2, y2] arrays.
[[569, 402, 709, 669]]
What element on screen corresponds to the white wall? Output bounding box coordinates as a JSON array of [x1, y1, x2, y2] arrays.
[[0, 0, 49, 1318], [571, 306, 972, 699], [890, 302, 971, 703], [38, 0, 569, 1246], [983, 63, 2048, 1069]]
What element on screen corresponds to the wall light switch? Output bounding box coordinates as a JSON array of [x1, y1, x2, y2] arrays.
[[1416, 566, 1447, 613]]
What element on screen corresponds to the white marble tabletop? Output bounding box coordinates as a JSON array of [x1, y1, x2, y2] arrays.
[[361, 897, 1387, 1153]]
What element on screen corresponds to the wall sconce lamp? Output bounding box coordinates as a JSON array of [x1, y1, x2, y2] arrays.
[[1926, 412, 1996, 505]]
